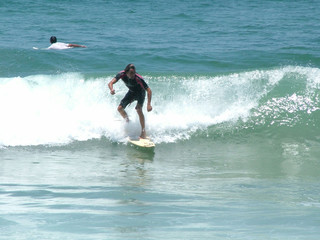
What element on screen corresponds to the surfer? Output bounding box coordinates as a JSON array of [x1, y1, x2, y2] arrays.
[[48, 36, 86, 50], [108, 64, 152, 139]]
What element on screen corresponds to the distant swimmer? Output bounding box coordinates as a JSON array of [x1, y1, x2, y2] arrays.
[[48, 36, 86, 50], [108, 64, 153, 139]]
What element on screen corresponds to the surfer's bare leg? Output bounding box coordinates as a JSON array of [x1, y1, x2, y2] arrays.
[[118, 105, 129, 122], [136, 105, 146, 138]]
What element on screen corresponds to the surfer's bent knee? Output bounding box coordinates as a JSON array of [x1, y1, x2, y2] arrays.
[[135, 105, 143, 112], [118, 105, 124, 111]]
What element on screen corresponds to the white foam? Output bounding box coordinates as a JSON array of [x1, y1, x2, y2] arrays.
[[0, 73, 122, 146]]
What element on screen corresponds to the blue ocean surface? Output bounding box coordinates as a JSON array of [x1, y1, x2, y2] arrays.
[[1, 0, 320, 239]]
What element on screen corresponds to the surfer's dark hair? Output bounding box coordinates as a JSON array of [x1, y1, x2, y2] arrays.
[[50, 36, 57, 44], [124, 64, 135, 73]]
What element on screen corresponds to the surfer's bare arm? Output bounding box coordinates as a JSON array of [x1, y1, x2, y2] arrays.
[[146, 87, 152, 112], [108, 77, 118, 95], [67, 43, 86, 48]]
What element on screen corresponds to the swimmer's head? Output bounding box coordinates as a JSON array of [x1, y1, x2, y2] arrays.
[[50, 36, 57, 44]]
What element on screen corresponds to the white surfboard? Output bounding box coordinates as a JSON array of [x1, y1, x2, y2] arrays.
[[128, 137, 155, 148]]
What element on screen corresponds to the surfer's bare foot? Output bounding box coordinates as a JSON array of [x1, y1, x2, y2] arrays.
[[125, 117, 129, 123], [140, 129, 146, 139]]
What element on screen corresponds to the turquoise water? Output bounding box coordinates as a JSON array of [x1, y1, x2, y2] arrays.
[[1, 0, 320, 239]]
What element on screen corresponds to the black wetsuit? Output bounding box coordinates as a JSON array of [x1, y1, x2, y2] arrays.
[[115, 71, 149, 108]]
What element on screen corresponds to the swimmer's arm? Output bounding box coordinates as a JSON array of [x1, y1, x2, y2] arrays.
[[67, 43, 86, 48]]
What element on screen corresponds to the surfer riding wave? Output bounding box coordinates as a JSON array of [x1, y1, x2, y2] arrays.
[[108, 64, 152, 139]]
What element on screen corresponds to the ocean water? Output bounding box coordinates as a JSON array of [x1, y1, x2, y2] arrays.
[[1, 0, 320, 239]]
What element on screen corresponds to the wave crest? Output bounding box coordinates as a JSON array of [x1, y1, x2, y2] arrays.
[[0, 66, 319, 146]]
